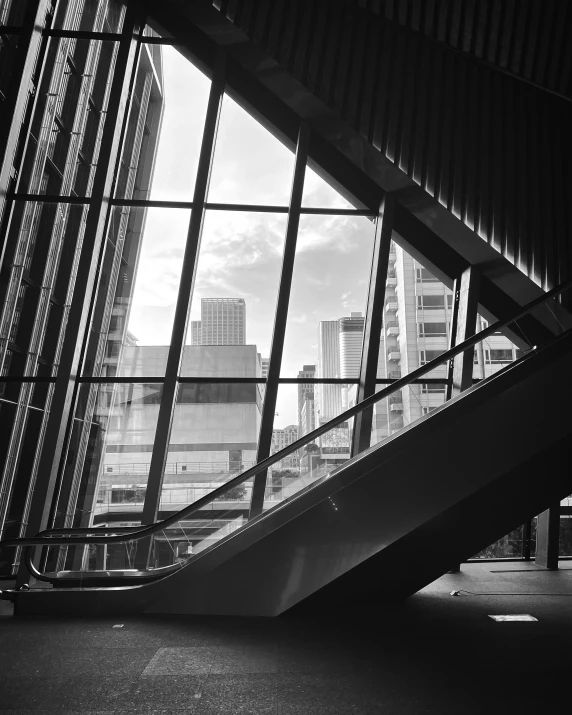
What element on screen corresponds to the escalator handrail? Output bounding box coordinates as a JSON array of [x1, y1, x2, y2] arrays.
[[1, 277, 571, 551]]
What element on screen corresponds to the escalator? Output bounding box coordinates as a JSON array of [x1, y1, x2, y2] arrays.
[[2, 284, 572, 616]]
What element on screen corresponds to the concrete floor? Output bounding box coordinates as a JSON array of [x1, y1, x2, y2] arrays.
[[0, 561, 571, 714]]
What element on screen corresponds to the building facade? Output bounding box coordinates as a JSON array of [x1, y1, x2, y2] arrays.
[[0, 0, 165, 566], [193, 298, 246, 346], [315, 321, 341, 422], [297, 364, 315, 433]]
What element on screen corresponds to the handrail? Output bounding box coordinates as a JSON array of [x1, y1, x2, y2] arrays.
[[1, 277, 571, 553]]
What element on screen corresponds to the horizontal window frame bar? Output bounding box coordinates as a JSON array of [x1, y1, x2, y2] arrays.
[[44, 29, 122, 41], [0, 25, 23, 34], [10, 197, 374, 216], [1, 376, 452, 385], [9, 193, 90, 205]]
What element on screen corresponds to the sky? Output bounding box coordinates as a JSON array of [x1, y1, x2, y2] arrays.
[[125, 46, 376, 426]]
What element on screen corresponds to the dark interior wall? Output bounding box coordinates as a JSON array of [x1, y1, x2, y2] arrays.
[[211, 0, 572, 291]]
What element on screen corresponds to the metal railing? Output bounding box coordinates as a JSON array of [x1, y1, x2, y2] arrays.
[[1, 278, 571, 577]]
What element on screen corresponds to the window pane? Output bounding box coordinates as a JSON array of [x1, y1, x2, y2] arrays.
[[268, 383, 353, 510], [116, 46, 210, 202], [471, 526, 525, 559], [160, 382, 263, 513], [385, 247, 452, 379], [181, 211, 287, 376], [57, 382, 164, 531], [281, 215, 375, 377], [418, 322, 448, 337], [208, 94, 295, 206], [82, 207, 190, 377], [474, 314, 522, 380], [0, 202, 88, 377], [301, 165, 355, 209], [18, 39, 119, 197]]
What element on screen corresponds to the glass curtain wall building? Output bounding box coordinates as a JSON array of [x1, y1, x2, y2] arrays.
[[0, 0, 560, 575]]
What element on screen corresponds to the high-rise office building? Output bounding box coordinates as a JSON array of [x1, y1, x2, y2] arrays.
[[371, 242, 521, 443], [271, 424, 299, 469], [315, 321, 341, 421], [300, 396, 316, 437], [190, 321, 202, 346], [0, 1, 165, 552], [197, 298, 246, 345], [297, 364, 315, 431], [339, 313, 364, 411]]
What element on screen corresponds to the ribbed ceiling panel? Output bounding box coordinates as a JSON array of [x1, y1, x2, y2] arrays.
[[212, 0, 572, 290], [352, 0, 572, 99]]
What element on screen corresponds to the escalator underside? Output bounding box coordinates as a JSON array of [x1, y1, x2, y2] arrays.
[[10, 331, 572, 617]]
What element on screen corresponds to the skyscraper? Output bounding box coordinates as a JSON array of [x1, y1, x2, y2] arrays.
[[190, 321, 202, 346], [315, 321, 341, 421], [297, 364, 316, 431], [338, 313, 364, 410], [194, 298, 246, 345]]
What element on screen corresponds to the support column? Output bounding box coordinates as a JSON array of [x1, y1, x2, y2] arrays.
[[535, 506, 560, 570], [139, 52, 226, 528], [446, 266, 481, 400], [351, 194, 393, 458], [249, 123, 309, 520], [446, 266, 480, 573]]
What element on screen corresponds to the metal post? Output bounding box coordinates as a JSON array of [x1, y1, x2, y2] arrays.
[[522, 519, 532, 560], [139, 51, 226, 530], [0, 0, 51, 249], [18, 5, 142, 581], [447, 266, 480, 399], [249, 123, 310, 519], [535, 506, 560, 569], [446, 266, 480, 573], [351, 194, 393, 457]]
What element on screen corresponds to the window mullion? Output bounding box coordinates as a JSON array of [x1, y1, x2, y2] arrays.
[[138, 50, 226, 531], [351, 194, 393, 458], [249, 123, 310, 519]]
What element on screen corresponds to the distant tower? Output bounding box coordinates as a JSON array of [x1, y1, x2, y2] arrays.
[[339, 312, 364, 410], [200, 298, 246, 345], [190, 320, 202, 345], [297, 364, 315, 429], [315, 321, 341, 421]]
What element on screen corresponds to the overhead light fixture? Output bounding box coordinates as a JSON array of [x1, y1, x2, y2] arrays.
[[488, 615, 538, 622]]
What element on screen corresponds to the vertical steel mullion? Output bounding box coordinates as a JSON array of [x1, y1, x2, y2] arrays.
[[351, 194, 393, 458], [249, 123, 310, 519], [445, 276, 461, 402], [448, 266, 480, 398], [139, 51, 226, 528], [0, 0, 51, 263], [19, 6, 142, 579]]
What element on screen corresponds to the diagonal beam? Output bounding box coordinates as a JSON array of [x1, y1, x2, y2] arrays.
[[351, 195, 394, 457]]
